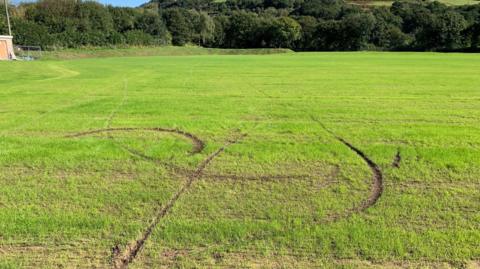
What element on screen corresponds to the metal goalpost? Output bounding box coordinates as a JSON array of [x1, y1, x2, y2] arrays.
[[4, 0, 12, 36]]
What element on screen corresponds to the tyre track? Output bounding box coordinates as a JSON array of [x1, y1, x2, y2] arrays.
[[67, 119, 383, 266], [67, 127, 335, 183], [111, 135, 243, 269], [66, 127, 205, 155], [105, 79, 129, 129], [311, 117, 384, 215], [392, 150, 401, 168], [70, 128, 337, 184], [336, 137, 383, 213], [258, 84, 384, 216]]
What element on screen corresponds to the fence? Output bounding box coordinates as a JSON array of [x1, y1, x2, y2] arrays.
[[14, 45, 43, 60]]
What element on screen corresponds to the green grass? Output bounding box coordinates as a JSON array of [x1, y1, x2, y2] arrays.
[[38, 46, 293, 61], [1, 49, 479, 268]]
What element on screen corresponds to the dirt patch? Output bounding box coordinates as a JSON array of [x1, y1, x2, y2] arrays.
[[137, 247, 467, 269], [111, 134, 244, 269]]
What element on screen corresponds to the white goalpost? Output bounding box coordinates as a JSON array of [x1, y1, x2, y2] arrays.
[[3, 0, 11, 36]]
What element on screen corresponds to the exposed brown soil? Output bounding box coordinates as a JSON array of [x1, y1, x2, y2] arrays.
[[392, 150, 401, 168], [71, 122, 383, 220], [311, 116, 384, 216], [111, 135, 243, 269], [66, 122, 385, 266], [66, 127, 205, 155], [143, 248, 468, 269], [337, 138, 383, 213], [66, 127, 340, 186]]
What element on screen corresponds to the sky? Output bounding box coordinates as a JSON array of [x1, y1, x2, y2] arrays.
[[11, 1, 147, 7]]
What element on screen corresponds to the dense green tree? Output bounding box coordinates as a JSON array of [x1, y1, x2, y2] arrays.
[[134, 10, 170, 44], [108, 7, 137, 33], [340, 12, 376, 50], [209, 15, 229, 47], [135, 11, 166, 36], [0, 8, 6, 35], [1, 0, 477, 51], [124, 30, 155, 45], [77, 1, 114, 32], [411, 9, 467, 50], [12, 18, 53, 48], [163, 8, 194, 45], [371, 7, 410, 49], [195, 11, 216, 45], [226, 0, 264, 11], [296, 0, 344, 19], [296, 16, 318, 50], [225, 11, 263, 48], [24, 0, 78, 33], [315, 20, 342, 50], [263, 0, 295, 9], [264, 16, 301, 48], [435, 10, 467, 50], [471, 23, 480, 49]]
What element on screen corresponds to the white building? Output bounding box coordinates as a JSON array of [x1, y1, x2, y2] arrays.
[[0, 35, 16, 60]]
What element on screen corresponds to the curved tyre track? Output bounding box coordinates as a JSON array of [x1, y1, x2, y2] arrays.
[[66, 127, 205, 155], [67, 123, 383, 267], [311, 117, 384, 216], [111, 137, 240, 269], [67, 127, 239, 268], [336, 138, 383, 213], [70, 128, 335, 184]]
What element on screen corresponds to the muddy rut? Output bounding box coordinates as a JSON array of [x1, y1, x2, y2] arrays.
[[67, 121, 384, 267], [111, 138, 241, 269], [392, 150, 401, 168], [311, 117, 384, 216], [69, 125, 384, 216], [66, 127, 205, 155], [68, 127, 241, 268], [336, 138, 383, 213]]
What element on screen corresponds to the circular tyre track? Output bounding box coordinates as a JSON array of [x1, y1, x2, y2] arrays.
[[66, 127, 205, 155], [66, 125, 384, 268]]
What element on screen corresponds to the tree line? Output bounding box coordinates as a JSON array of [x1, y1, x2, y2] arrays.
[[1, 0, 479, 51]]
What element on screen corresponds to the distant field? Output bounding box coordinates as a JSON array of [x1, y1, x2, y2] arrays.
[[38, 46, 293, 61], [349, 0, 480, 6], [1, 50, 479, 268]]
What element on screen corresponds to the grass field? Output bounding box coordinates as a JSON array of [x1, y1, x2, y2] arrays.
[[1, 49, 479, 268], [37, 46, 293, 61]]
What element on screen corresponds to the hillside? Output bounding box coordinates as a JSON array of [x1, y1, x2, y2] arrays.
[[348, 0, 480, 6], [3, 0, 480, 52]]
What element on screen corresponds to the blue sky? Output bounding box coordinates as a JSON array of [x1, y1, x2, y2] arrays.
[[11, 1, 147, 7]]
